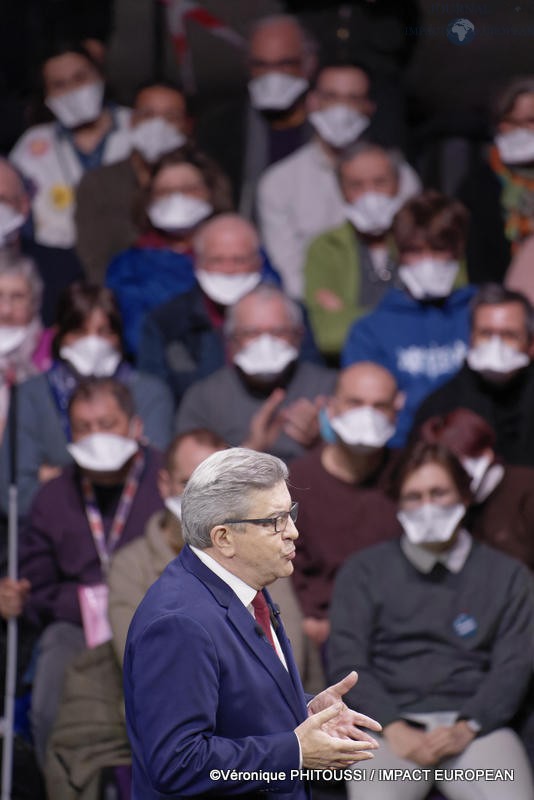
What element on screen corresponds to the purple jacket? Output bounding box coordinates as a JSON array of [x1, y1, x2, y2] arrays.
[[20, 447, 163, 629]]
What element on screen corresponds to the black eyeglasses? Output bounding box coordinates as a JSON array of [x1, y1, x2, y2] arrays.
[[223, 502, 299, 534]]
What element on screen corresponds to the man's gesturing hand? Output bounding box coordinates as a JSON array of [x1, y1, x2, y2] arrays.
[[295, 703, 378, 769], [308, 671, 382, 742]]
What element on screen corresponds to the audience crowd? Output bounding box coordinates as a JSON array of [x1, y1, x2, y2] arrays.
[[1, 12, 534, 800]]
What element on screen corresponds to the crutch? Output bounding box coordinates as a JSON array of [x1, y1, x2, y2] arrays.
[[1, 381, 18, 800]]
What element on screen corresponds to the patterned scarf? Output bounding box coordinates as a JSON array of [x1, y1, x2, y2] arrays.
[[489, 145, 534, 252]]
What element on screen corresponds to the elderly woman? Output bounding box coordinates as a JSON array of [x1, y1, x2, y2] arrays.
[[105, 146, 233, 356], [0, 250, 51, 441], [12, 282, 173, 515], [329, 440, 534, 800]]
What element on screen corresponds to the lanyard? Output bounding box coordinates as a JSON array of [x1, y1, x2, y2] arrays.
[[81, 449, 145, 574]]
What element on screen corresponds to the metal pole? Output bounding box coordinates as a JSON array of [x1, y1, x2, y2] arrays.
[[1, 382, 18, 800]]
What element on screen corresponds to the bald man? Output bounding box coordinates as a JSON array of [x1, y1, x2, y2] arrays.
[[289, 362, 403, 648], [0, 159, 84, 324]]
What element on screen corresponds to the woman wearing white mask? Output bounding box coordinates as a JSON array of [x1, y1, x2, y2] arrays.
[[329, 440, 534, 800], [9, 41, 131, 250], [105, 147, 233, 356], [342, 191, 475, 447], [419, 407, 534, 571], [304, 143, 411, 363], [12, 283, 173, 515]]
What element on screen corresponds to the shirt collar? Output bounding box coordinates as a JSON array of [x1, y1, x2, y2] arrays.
[[401, 528, 473, 574], [191, 545, 257, 607]]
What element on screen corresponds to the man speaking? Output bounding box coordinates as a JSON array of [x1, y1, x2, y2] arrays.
[[123, 447, 380, 798]]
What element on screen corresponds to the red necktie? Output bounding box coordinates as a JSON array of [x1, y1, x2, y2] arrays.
[[252, 591, 277, 652]]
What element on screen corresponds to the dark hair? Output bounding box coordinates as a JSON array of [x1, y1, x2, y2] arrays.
[[418, 409, 496, 459], [41, 40, 104, 78], [393, 190, 469, 259], [493, 76, 534, 126], [312, 58, 374, 92], [165, 429, 228, 472], [133, 80, 188, 112], [52, 282, 124, 358], [470, 283, 534, 339], [388, 440, 472, 503], [137, 146, 234, 232], [68, 377, 136, 420]]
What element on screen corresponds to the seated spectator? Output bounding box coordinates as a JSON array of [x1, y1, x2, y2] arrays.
[[290, 362, 401, 651], [413, 285, 534, 468], [9, 41, 131, 251], [257, 60, 421, 299], [196, 14, 318, 213], [105, 147, 233, 356], [137, 213, 315, 406], [0, 158, 84, 325], [0, 252, 52, 442], [304, 143, 407, 362], [342, 191, 473, 446], [76, 81, 193, 283], [175, 284, 336, 463], [12, 282, 173, 515], [329, 441, 534, 800], [0, 377, 164, 767], [459, 76, 534, 284], [418, 407, 534, 570]]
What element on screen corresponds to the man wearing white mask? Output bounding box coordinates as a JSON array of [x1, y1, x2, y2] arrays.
[[0, 377, 163, 767], [343, 191, 474, 447], [289, 362, 401, 653], [9, 42, 131, 252], [413, 284, 534, 468], [329, 440, 534, 800], [197, 15, 317, 215], [138, 214, 320, 406], [175, 284, 336, 463], [257, 61, 421, 299], [304, 143, 410, 362], [76, 82, 192, 283]]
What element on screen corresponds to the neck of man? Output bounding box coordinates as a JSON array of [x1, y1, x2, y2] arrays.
[[82, 457, 133, 487], [264, 101, 307, 130], [72, 107, 112, 153], [321, 441, 383, 484]]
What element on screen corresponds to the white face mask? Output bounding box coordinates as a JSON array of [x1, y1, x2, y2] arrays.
[[67, 432, 139, 472], [329, 406, 395, 452], [461, 454, 504, 502], [130, 117, 187, 164], [0, 202, 25, 246], [148, 192, 212, 234], [248, 73, 309, 111], [495, 128, 534, 165], [195, 269, 261, 306], [165, 495, 182, 520], [233, 333, 298, 378], [46, 81, 105, 129], [308, 104, 370, 148], [0, 325, 30, 356], [344, 191, 401, 236], [398, 258, 460, 300], [60, 335, 121, 377], [398, 502, 466, 545], [466, 336, 530, 383]]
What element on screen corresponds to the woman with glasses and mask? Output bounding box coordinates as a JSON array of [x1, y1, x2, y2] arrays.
[[13, 282, 173, 516], [329, 440, 534, 800]]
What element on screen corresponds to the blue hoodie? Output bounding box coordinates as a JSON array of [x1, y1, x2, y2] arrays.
[[342, 285, 476, 446]]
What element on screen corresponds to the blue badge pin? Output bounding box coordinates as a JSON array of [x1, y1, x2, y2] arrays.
[[453, 612, 478, 638]]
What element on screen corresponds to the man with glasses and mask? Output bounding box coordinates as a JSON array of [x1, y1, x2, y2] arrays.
[[175, 283, 336, 463], [124, 447, 381, 799]]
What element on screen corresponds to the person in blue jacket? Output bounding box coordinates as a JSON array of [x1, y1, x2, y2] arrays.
[[342, 191, 475, 446]]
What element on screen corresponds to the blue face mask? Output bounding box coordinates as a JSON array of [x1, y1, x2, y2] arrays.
[[319, 407, 337, 444]]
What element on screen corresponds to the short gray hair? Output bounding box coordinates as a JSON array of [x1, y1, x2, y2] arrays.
[[181, 447, 288, 548], [0, 250, 43, 313], [224, 283, 303, 338], [471, 283, 534, 339], [336, 141, 400, 185]]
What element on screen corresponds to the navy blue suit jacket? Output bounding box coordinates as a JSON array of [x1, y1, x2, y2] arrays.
[[124, 545, 311, 799]]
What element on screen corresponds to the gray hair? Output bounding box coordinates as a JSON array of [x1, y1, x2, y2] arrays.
[[193, 213, 260, 261], [181, 447, 288, 548], [0, 250, 43, 312], [336, 141, 400, 185], [471, 283, 534, 339], [223, 283, 303, 338]]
